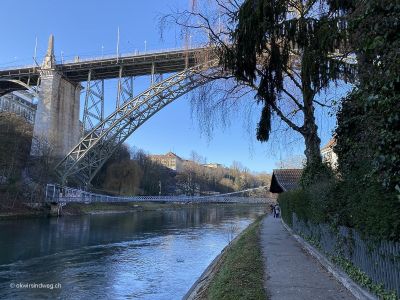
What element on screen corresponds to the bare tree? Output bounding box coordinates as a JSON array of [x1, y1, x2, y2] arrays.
[[161, 0, 353, 167], [276, 154, 305, 169], [25, 134, 60, 202], [0, 112, 33, 206], [103, 160, 143, 195]]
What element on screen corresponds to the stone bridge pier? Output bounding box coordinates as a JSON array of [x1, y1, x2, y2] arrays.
[[32, 35, 81, 157]]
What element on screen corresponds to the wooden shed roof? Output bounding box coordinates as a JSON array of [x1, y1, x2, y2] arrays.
[[269, 169, 303, 193]]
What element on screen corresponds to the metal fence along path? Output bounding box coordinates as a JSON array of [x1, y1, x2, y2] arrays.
[[291, 214, 400, 297]]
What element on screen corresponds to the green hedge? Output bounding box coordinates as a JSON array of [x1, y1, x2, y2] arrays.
[[278, 177, 400, 241]]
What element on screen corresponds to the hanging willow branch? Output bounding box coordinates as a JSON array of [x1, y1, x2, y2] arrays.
[[220, 0, 354, 142]]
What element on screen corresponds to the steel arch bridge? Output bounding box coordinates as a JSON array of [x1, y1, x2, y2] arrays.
[[0, 35, 219, 186], [55, 60, 220, 185], [0, 35, 354, 187]]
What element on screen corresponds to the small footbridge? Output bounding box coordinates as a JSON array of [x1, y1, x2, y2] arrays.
[[45, 184, 270, 204]]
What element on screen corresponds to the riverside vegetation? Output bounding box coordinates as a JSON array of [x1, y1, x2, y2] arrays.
[[278, 2, 400, 298], [0, 112, 271, 216], [171, 1, 398, 296], [197, 215, 266, 300], [279, 0, 399, 245]]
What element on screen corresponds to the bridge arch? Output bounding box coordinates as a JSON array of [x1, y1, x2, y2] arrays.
[[55, 60, 220, 185], [0, 79, 39, 98]]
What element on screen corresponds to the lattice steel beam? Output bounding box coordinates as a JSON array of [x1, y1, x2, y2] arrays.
[[116, 66, 134, 109], [56, 61, 219, 186], [82, 70, 104, 133], [151, 62, 163, 84]]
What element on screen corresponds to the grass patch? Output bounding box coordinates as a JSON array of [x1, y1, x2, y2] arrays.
[[206, 216, 266, 300]]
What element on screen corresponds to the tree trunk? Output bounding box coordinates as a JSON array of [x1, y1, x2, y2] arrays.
[[302, 119, 322, 165], [301, 62, 323, 166]]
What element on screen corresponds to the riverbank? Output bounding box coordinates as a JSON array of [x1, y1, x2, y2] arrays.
[[0, 202, 268, 220], [62, 201, 194, 215], [185, 214, 267, 300], [0, 206, 45, 219], [0, 202, 194, 219]]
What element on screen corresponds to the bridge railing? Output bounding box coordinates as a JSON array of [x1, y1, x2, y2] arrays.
[[61, 45, 207, 65], [45, 184, 268, 204], [0, 45, 208, 71], [0, 64, 37, 71]]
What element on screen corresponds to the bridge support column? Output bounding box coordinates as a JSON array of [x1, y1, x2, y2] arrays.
[[48, 202, 63, 217], [32, 72, 81, 157], [31, 35, 81, 158]]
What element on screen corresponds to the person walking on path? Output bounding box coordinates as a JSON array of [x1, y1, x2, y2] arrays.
[[260, 215, 355, 300], [274, 204, 280, 218]]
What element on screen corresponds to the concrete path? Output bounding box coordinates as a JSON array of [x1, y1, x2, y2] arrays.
[[260, 216, 355, 300]]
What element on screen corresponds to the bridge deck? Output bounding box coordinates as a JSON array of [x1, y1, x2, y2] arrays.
[[0, 48, 212, 83], [60, 48, 211, 81]]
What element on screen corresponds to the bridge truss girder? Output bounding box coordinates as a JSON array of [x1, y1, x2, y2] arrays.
[[151, 62, 163, 84], [116, 66, 134, 109], [82, 70, 104, 133], [56, 60, 218, 186]]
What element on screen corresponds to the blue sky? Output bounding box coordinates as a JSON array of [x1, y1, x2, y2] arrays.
[[0, 0, 348, 173]]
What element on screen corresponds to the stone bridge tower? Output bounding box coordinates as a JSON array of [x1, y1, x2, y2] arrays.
[[32, 35, 81, 157]]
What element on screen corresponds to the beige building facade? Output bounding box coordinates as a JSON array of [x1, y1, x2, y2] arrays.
[[149, 152, 183, 172], [202, 163, 223, 169], [321, 138, 338, 168]]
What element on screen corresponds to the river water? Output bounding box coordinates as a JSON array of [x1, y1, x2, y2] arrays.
[[0, 204, 266, 299]]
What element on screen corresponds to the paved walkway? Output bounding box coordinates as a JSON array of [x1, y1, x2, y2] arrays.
[[260, 216, 355, 300]]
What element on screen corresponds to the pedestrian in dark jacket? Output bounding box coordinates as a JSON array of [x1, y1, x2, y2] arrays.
[[275, 205, 280, 218]]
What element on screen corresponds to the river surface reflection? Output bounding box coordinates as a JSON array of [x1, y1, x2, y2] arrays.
[[0, 204, 266, 299]]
